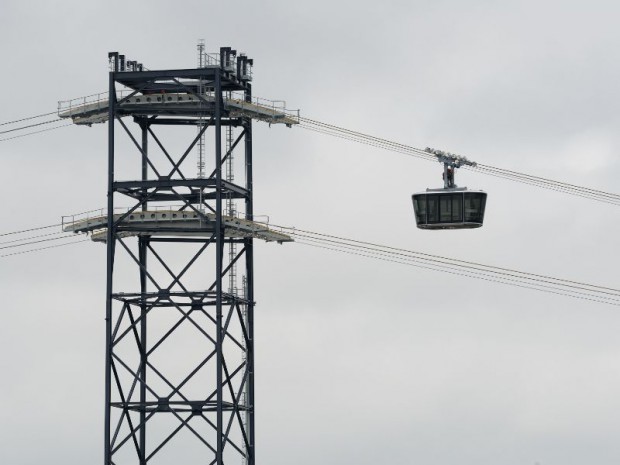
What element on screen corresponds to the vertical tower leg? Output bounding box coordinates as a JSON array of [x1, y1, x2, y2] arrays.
[[138, 121, 148, 465], [214, 71, 224, 465], [244, 86, 255, 465], [104, 69, 116, 465]]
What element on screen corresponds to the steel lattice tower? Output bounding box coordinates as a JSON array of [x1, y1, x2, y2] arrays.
[[58, 47, 296, 465]]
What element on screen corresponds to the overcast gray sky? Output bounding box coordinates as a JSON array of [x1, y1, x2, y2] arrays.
[[1, 1, 620, 464]]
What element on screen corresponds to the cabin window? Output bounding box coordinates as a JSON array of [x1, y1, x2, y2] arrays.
[[413, 195, 426, 224], [464, 193, 486, 223], [451, 194, 463, 222], [427, 195, 439, 223], [439, 195, 452, 222]]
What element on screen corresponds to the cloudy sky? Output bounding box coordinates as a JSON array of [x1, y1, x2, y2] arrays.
[[1, 1, 620, 464]]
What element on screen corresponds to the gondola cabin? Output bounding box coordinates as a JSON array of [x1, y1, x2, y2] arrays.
[[412, 188, 487, 230]]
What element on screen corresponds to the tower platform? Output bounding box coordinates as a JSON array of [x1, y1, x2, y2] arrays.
[[63, 209, 293, 243], [58, 90, 299, 126]]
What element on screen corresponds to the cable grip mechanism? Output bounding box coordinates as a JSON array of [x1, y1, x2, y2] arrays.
[[425, 147, 477, 189]]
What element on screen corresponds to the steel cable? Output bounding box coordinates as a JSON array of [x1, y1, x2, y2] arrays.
[[300, 123, 620, 205], [289, 232, 620, 301], [0, 122, 73, 142], [0, 231, 73, 246], [287, 229, 620, 295], [294, 238, 619, 306], [0, 239, 89, 258], [299, 117, 620, 205], [0, 234, 81, 251], [0, 118, 64, 135], [0, 111, 59, 127], [267, 224, 620, 306], [0, 223, 63, 237]]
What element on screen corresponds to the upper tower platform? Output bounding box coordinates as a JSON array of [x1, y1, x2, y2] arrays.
[[58, 47, 299, 126]]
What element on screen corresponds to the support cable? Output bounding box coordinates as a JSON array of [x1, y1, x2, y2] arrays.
[[289, 232, 620, 301], [300, 119, 620, 204], [0, 223, 62, 237], [265, 224, 620, 306], [0, 231, 73, 246], [299, 117, 620, 206], [0, 122, 73, 142], [0, 239, 88, 258], [295, 239, 618, 307], [0, 111, 59, 127], [301, 122, 620, 205], [0, 234, 80, 251], [0, 118, 64, 135]]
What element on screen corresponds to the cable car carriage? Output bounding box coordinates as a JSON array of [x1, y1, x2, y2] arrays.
[[412, 148, 487, 230]]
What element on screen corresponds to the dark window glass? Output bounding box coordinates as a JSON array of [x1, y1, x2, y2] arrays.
[[412, 195, 426, 224], [464, 193, 486, 223], [478, 193, 487, 220], [452, 194, 463, 222], [439, 195, 452, 222], [427, 195, 438, 223]]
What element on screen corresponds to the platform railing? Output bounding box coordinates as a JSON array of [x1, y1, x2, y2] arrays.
[[201, 52, 221, 67], [57, 90, 135, 117], [61, 207, 129, 231], [230, 95, 300, 123]]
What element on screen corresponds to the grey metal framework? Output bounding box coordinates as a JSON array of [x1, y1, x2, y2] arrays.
[[104, 48, 259, 465]]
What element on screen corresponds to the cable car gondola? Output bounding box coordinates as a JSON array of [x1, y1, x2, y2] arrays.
[[412, 148, 487, 230]]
